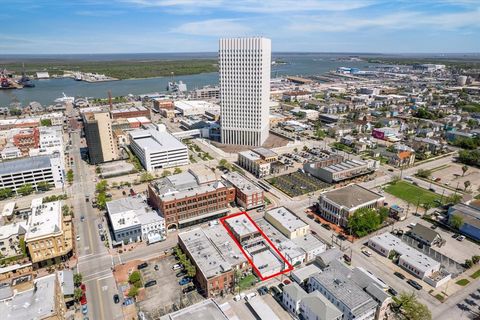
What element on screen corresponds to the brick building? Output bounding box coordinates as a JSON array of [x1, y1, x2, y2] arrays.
[[148, 168, 235, 230]]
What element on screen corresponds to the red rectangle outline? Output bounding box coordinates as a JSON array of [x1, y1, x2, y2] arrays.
[[219, 211, 294, 281]]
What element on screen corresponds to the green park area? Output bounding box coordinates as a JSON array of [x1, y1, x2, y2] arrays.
[[384, 181, 441, 207]]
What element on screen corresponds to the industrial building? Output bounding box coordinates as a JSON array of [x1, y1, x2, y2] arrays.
[[304, 159, 375, 183], [448, 203, 480, 241], [128, 125, 189, 171], [219, 37, 271, 146]]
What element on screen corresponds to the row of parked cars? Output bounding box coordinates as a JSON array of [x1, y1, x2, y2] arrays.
[[172, 263, 195, 294], [394, 271, 423, 290]]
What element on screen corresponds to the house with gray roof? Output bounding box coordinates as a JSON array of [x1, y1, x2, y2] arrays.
[[409, 223, 442, 246], [300, 291, 343, 320]]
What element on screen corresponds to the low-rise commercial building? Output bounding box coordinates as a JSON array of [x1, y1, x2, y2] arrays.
[[305, 159, 375, 183], [178, 226, 248, 298], [174, 100, 220, 116], [265, 207, 309, 239], [129, 125, 189, 171], [368, 232, 442, 279], [106, 195, 165, 245], [148, 168, 236, 230], [0, 274, 67, 320], [25, 200, 73, 268], [222, 172, 264, 210], [111, 105, 150, 119], [237, 147, 278, 178], [317, 184, 385, 227], [0, 154, 65, 194], [307, 267, 377, 320]]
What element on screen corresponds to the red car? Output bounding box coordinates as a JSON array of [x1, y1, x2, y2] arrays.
[[80, 293, 87, 305]]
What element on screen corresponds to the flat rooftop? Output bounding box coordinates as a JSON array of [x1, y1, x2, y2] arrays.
[[179, 226, 246, 279], [0, 274, 57, 320], [106, 195, 162, 231], [0, 155, 51, 175], [129, 127, 187, 152], [225, 216, 259, 237], [25, 201, 62, 241], [323, 159, 367, 173], [252, 147, 277, 159], [320, 184, 384, 209], [160, 299, 229, 320], [369, 232, 441, 273], [222, 172, 262, 196], [310, 268, 377, 317], [266, 206, 307, 231]]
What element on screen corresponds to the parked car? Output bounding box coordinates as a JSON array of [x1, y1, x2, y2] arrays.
[[80, 216, 85, 222], [452, 234, 459, 239], [407, 279, 422, 290], [145, 280, 157, 288], [394, 271, 405, 280], [430, 225, 437, 230], [76, 235, 81, 241], [322, 223, 331, 230], [137, 262, 148, 270], [82, 305, 88, 315], [388, 287, 398, 296], [176, 271, 186, 278], [283, 279, 291, 285], [183, 286, 195, 294], [172, 264, 183, 270], [113, 294, 120, 304], [98, 224, 103, 230], [179, 277, 192, 286], [361, 249, 372, 257], [234, 293, 246, 301], [154, 265, 159, 271], [278, 283, 285, 290], [343, 254, 351, 263], [258, 286, 269, 295], [338, 234, 347, 241], [457, 235, 466, 241], [429, 188, 435, 192]]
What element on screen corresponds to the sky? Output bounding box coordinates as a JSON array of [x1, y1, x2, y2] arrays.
[[1, 0, 480, 54]]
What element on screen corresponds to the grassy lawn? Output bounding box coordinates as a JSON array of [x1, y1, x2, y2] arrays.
[[384, 181, 441, 206], [456, 279, 470, 286], [238, 274, 257, 291], [470, 269, 480, 279]]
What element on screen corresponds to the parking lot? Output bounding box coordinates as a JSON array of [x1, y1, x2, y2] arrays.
[[138, 255, 203, 318], [427, 163, 480, 193], [268, 171, 330, 197]]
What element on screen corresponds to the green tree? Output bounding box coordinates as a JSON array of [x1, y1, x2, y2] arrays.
[[96, 180, 109, 193], [392, 292, 432, 320], [294, 148, 298, 153], [37, 181, 52, 191], [174, 167, 182, 174], [161, 170, 172, 178], [416, 169, 431, 179], [19, 237, 26, 256], [139, 172, 154, 182], [450, 214, 464, 229], [472, 255, 480, 264], [462, 165, 469, 177], [347, 207, 381, 237], [128, 271, 141, 284], [17, 184, 33, 196], [185, 264, 196, 278], [422, 202, 432, 215], [378, 207, 389, 223], [74, 273, 83, 287], [9, 108, 22, 116], [315, 129, 326, 139], [465, 259, 474, 269], [446, 194, 462, 205], [40, 119, 52, 126], [0, 188, 13, 200], [218, 159, 232, 171], [96, 192, 108, 210], [74, 288, 84, 301], [128, 285, 139, 298], [66, 169, 74, 184]]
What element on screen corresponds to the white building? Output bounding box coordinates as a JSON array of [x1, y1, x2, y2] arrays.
[[129, 125, 189, 171], [0, 222, 27, 258], [265, 207, 309, 239], [219, 37, 271, 146], [0, 155, 64, 193], [174, 100, 220, 117]]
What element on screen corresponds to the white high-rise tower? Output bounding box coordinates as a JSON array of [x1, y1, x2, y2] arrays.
[[219, 37, 271, 146]]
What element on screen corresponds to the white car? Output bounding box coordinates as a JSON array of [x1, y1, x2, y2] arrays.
[[76, 235, 81, 241], [362, 249, 372, 257], [244, 292, 257, 301], [456, 235, 466, 241], [172, 264, 183, 270]]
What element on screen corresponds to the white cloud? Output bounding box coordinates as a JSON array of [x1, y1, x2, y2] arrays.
[[172, 19, 252, 37], [120, 0, 375, 12], [287, 9, 480, 32]]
